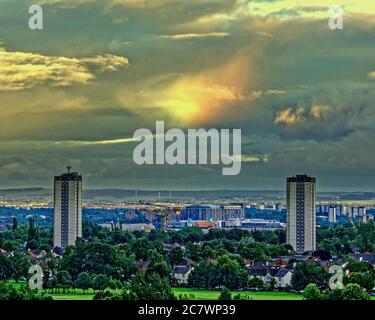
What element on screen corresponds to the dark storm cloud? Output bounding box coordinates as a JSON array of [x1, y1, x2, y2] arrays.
[[0, 0, 375, 189]]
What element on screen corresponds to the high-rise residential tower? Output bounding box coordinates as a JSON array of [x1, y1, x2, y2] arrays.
[[286, 175, 316, 254], [328, 205, 337, 223], [53, 167, 82, 248]]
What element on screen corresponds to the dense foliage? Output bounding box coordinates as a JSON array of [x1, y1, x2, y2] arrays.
[[0, 219, 374, 300]]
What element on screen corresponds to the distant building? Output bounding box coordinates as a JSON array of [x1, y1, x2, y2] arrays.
[[100, 223, 155, 233], [286, 175, 316, 254], [181, 204, 221, 220], [53, 167, 82, 248], [221, 205, 244, 219], [358, 207, 367, 223], [350, 206, 367, 222], [351, 207, 359, 218], [180, 204, 244, 221], [328, 206, 337, 223], [238, 219, 284, 230], [275, 203, 283, 212], [336, 204, 346, 216]]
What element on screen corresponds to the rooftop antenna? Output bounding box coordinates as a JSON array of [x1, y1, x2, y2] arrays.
[[67, 166, 72, 174]]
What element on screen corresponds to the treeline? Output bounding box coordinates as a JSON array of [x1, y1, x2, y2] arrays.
[[0, 220, 375, 300]]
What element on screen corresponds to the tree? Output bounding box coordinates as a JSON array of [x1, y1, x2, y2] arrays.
[[179, 227, 204, 243], [238, 239, 268, 262], [169, 247, 185, 266], [26, 218, 39, 249], [188, 261, 217, 289], [92, 274, 110, 291], [344, 273, 375, 292], [9, 253, 30, 283], [55, 270, 72, 293], [130, 238, 152, 260], [108, 278, 122, 290], [248, 276, 264, 289], [218, 287, 232, 300], [324, 288, 344, 300], [75, 272, 92, 293], [59, 241, 136, 280], [12, 217, 18, 231], [345, 258, 373, 273], [188, 255, 248, 290], [2, 240, 19, 252], [185, 242, 201, 262], [0, 255, 13, 280], [130, 272, 175, 300], [291, 262, 328, 290], [202, 246, 215, 259], [342, 283, 369, 300], [146, 249, 171, 278], [216, 255, 248, 290], [354, 222, 375, 252], [303, 283, 322, 300], [267, 278, 277, 291]]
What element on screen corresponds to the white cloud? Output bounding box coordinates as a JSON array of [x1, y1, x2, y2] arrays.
[[0, 48, 128, 90]]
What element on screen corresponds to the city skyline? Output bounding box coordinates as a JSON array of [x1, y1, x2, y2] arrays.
[[1, 1, 375, 190]]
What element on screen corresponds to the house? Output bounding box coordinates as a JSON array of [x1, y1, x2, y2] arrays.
[[27, 249, 47, 260], [51, 246, 64, 259], [319, 257, 347, 272], [246, 263, 280, 284], [275, 269, 292, 288], [271, 255, 310, 266], [351, 253, 375, 266], [172, 265, 192, 286], [162, 242, 183, 252], [247, 262, 295, 288]]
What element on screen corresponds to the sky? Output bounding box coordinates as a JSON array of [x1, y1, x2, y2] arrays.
[[0, 0, 375, 191]]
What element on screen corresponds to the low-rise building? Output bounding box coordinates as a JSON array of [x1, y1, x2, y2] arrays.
[[275, 269, 293, 288], [351, 253, 375, 266], [172, 265, 192, 286], [247, 262, 295, 288]]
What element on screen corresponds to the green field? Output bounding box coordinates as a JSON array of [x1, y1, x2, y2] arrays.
[[5, 282, 375, 300], [51, 293, 95, 300], [48, 288, 95, 300], [49, 288, 304, 300], [50, 288, 375, 300], [173, 288, 303, 300]]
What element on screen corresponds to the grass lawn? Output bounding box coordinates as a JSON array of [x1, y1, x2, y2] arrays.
[[172, 288, 303, 300], [49, 289, 303, 300], [51, 293, 94, 300], [5, 281, 375, 300], [48, 288, 95, 300]]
